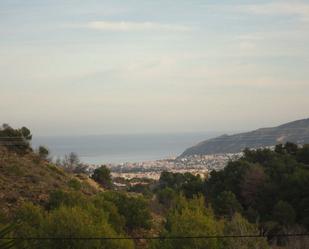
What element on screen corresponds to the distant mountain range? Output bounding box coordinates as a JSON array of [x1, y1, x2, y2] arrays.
[[180, 118, 309, 157]]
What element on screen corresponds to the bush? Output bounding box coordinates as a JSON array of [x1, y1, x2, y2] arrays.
[[223, 213, 269, 249], [67, 179, 82, 191], [102, 192, 152, 231], [38, 146, 49, 160], [154, 195, 223, 249], [92, 166, 112, 189], [157, 187, 176, 208], [91, 194, 126, 233], [213, 191, 243, 218], [47, 190, 87, 210], [128, 184, 153, 197], [14, 202, 134, 249], [273, 201, 296, 226]]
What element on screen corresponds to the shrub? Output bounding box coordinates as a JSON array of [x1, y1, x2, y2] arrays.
[[155, 195, 223, 249], [157, 187, 176, 208], [223, 213, 269, 249], [102, 192, 152, 231], [38, 146, 49, 160], [14, 203, 134, 249], [91, 166, 112, 189], [67, 179, 82, 191]]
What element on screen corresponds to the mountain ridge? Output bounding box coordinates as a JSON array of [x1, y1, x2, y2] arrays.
[[180, 118, 309, 157]]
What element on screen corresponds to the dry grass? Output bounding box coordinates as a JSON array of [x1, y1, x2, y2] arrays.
[[0, 146, 98, 216]]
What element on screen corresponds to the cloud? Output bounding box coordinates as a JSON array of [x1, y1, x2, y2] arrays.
[[233, 34, 264, 51], [235, 34, 264, 41], [234, 2, 309, 22], [83, 21, 192, 32]]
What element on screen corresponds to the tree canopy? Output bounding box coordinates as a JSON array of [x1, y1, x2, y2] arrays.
[[0, 124, 32, 154]]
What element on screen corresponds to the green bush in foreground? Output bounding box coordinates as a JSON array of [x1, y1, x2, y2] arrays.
[[223, 213, 269, 249], [102, 192, 152, 231], [14, 202, 134, 249], [153, 195, 223, 249]]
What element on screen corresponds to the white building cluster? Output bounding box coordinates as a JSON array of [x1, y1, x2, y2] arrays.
[[108, 153, 242, 180]]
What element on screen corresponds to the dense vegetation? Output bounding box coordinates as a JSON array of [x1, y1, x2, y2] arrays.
[[153, 144, 309, 248], [206, 143, 309, 233], [0, 125, 308, 248], [11, 190, 153, 249]]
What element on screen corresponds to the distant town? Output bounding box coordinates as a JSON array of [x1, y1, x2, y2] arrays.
[[98, 153, 243, 180]]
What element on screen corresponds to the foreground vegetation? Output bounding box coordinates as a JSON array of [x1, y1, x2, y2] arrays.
[[0, 124, 308, 249]]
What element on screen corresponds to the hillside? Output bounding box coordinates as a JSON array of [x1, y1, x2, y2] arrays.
[[0, 125, 308, 249], [0, 146, 98, 215], [180, 118, 309, 157]]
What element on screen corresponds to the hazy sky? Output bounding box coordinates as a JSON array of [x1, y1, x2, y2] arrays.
[[1, 0, 309, 135]]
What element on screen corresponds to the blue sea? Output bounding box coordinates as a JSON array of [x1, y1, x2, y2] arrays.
[[32, 132, 222, 164]]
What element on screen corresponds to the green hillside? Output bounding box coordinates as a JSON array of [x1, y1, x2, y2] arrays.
[[0, 124, 308, 249]]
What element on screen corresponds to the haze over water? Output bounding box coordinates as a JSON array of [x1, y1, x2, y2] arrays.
[[32, 132, 223, 164]]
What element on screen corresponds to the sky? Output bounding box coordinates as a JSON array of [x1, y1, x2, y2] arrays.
[[1, 0, 309, 136]]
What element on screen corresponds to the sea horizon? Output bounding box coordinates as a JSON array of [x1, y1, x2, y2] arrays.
[[32, 131, 230, 164]]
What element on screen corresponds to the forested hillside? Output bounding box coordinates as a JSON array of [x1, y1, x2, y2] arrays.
[[1, 124, 308, 249], [206, 143, 309, 234], [156, 143, 309, 248]]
